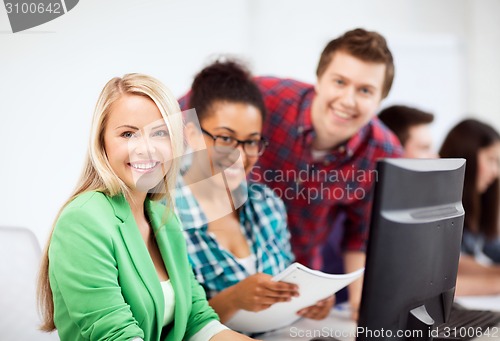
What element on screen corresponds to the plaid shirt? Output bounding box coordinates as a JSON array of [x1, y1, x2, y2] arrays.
[[250, 76, 403, 269], [174, 177, 294, 299]]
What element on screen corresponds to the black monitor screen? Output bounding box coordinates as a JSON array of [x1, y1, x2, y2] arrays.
[[357, 158, 466, 341]]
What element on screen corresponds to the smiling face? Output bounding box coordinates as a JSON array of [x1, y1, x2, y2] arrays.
[[104, 94, 173, 199], [477, 141, 500, 194], [311, 50, 386, 149], [188, 101, 263, 191]]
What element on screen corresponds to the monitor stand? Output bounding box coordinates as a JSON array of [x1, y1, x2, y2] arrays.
[[407, 305, 434, 341], [406, 288, 455, 341]]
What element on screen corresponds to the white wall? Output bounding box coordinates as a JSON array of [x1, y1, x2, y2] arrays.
[[246, 0, 471, 147], [466, 0, 500, 128], [1, 0, 499, 245]]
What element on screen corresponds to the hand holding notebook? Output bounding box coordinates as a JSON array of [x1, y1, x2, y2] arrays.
[[225, 263, 364, 333]]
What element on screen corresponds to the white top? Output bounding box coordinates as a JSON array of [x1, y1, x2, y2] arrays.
[[162, 280, 229, 341], [132, 280, 229, 340], [236, 253, 257, 275], [160, 280, 175, 327]]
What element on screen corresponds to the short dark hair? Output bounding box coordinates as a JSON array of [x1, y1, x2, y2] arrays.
[[189, 59, 266, 122], [316, 28, 395, 98], [378, 105, 434, 146], [439, 119, 500, 239]]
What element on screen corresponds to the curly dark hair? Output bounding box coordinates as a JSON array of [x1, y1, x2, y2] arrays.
[[189, 59, 266, 122]]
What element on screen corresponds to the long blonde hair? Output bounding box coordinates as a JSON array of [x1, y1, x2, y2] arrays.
[[37, 74, 184, 331]]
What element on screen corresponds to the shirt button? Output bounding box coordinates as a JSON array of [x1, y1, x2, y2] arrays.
[[338, 146, 346, 153], [297, 126, 304, 134], [323, 160, 331, 166]]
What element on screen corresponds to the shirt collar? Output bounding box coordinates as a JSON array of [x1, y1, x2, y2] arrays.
[[344, 121, 372, 157], [297, 90, 373, 158], [174, 176, 208, 230], [175, 175, 251, 230]]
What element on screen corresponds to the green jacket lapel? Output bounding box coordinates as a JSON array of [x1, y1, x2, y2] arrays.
[[147, 200, 189, 340], [110, 194, 164, 337]]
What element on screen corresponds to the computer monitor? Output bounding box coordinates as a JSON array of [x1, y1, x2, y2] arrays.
[[357, 158, 466, 341]]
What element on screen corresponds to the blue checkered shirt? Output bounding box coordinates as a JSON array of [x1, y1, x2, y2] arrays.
[[175, 177, 294, 299]]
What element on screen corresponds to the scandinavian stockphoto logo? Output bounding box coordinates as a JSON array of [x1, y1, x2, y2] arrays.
[[4, 0, 79, 32]]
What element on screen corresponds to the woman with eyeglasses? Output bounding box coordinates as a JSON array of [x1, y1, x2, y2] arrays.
[[175, 60, 335, 326]]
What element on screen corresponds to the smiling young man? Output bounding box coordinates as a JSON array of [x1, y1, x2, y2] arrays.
[[251, 28, 403, 316]]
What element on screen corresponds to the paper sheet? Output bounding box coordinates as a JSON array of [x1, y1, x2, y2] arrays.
[[225, 263, 364, 333]]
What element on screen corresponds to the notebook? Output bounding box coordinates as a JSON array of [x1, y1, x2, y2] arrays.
[[226, 263, 364, 333]]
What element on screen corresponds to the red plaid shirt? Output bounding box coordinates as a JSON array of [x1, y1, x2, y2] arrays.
[[250, 77, 403, 269], [178, 77, 402, 270]]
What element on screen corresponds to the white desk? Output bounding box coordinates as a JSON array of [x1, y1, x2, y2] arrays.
[[261, 305, 355, 341], [456, 295, 500, 312], [261, 296, 500, 341]]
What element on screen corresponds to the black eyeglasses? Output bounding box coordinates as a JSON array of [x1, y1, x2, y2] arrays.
[[200, 128, 268, 156]]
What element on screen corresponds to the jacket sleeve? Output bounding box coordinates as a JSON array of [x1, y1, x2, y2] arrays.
[[49, 207, 144, 340], [183, 266, 221, 340]]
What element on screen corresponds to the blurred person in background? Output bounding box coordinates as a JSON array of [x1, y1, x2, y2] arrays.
[[440, 118, 500, 295], [378, 105, 437, 158]]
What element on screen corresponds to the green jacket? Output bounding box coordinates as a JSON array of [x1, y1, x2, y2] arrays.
[[49, 191, 218, 341]]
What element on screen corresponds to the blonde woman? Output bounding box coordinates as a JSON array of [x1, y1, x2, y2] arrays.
[[37, 74, 255, 341]]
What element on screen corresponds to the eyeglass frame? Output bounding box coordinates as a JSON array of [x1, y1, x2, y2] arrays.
[[200, 128, 269, 156]]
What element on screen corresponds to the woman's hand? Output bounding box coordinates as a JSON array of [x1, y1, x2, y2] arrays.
[[296, 295, 335, 320], [231, 273, 299, 312]]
